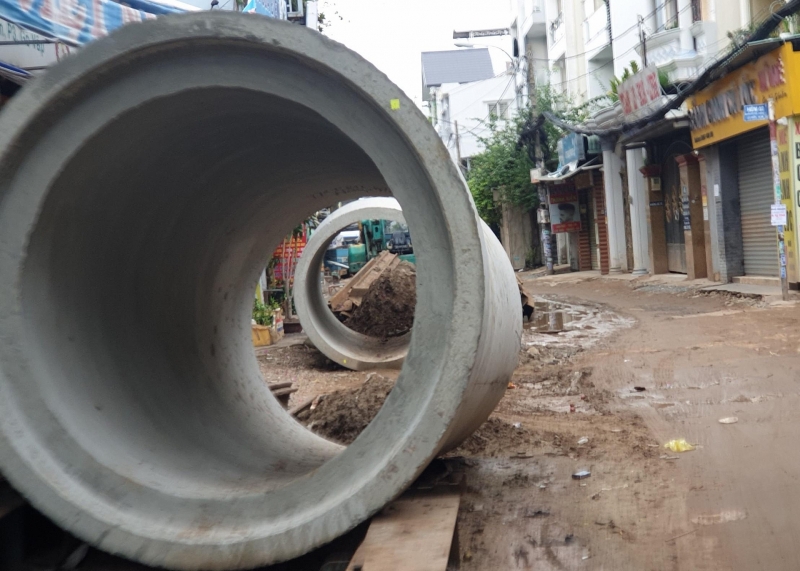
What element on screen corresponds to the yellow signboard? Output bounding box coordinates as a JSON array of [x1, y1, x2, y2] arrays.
[[688, 43, 800, 148], [778, 120, 796, 284]]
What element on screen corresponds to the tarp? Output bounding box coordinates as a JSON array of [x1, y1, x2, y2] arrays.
[[0, 58, 31, 82], [0, 0, 195, 47], [241, 0, 285, 18]]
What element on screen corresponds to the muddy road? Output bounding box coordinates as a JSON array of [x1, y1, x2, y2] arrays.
[[519, 274, 800, 571], [41, 274, 800, 570], [267, 274, 800, 570]]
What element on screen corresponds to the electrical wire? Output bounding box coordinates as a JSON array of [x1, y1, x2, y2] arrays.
[[542, 0, 800, 137], [523, 0, 675, 62]]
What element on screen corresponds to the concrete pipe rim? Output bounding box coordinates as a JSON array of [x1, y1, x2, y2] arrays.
[[0, 12, 491, 570], [294, 197, 411, 371]]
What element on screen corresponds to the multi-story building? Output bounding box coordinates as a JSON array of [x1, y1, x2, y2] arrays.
[[532, 0, 791, 286], [422, 48, 521, 170]]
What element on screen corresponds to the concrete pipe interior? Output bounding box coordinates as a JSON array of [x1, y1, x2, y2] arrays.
[[0, 14, 519, 570], [296, 198, 413, 370]]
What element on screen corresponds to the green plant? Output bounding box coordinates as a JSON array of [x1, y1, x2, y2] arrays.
[[467, 107, 539, 225], [608, 61, 639, 102], [253, 298, 272, 326]]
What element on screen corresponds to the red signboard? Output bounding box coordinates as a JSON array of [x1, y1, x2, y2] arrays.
[[618, 66, 660, 117]]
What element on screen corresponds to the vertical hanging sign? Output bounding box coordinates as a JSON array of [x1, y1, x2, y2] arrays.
[[777, 119, 796, 284]]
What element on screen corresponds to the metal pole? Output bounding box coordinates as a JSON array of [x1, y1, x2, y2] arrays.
[[538, 187, 554, 274], [454, 119, 463, 171], [769, 98, 790, 300]]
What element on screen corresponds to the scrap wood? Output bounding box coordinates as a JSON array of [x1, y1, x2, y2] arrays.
[[346, 487, 460, 571], [329, 251, 399, 313], [0, 478, 24, 520], [288, 396, 316, 417], [268, 382, 293, 391]]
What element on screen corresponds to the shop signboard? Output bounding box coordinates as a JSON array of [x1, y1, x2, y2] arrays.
[[779, 119, 796, 283], [743, 103, 769, 122], [549, 186, 581, 233], [558, 132, 585, 165], [618, 66, 660, 118], [687, 43, 800, 148]]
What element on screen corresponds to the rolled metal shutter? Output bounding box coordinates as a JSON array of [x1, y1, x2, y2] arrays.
[[737, 128, 778, 277]]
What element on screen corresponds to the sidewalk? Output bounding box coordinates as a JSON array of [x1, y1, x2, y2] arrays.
[[520, 268, 795, 302]]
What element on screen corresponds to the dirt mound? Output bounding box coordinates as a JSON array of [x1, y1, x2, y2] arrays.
[[345, 261, 416, 339], [297, 373, 394, 445]]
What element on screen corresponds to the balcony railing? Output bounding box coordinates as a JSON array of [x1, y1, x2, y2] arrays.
[[550, 12, 563, 43]]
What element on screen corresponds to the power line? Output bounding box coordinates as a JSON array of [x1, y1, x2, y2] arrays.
[[522, 0, 674, 63], [542, 0, 800, 137]]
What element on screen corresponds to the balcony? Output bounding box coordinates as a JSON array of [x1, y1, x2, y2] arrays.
[[517, 0, 546, 38], [583, 3, 610, 59], [636, 21, 713, 84], [549, 12, 565, 60]]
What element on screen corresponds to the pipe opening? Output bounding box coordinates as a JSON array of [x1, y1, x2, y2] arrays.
[[19, 86, 398, 497]]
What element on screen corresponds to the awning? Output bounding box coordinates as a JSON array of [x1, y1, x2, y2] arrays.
[[0, 59, 32, 83], [0, 0, 198, 48], [534, 158, 602, 183]]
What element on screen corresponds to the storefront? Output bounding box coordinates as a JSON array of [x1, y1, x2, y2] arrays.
[[536, 161, 606, 273], [688, 40, 800, 285]]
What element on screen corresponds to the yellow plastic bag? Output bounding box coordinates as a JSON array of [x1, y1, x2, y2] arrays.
[[664, 438, 696, 452]]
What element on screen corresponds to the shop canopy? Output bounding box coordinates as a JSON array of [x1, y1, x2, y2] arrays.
[[535, 158, 602, 184], [0, 0, 198, 48]]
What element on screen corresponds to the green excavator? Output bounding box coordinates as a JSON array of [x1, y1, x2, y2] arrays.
[[347, 219, 415, 274]]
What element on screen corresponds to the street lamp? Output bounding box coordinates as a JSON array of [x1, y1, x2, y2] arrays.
[[453, 41, 521, 108]]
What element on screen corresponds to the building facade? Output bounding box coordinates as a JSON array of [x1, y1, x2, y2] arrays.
[[537, 0, 788, 280]]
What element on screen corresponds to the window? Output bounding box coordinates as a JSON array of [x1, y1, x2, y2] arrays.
[[664, 0, 678, 29], [487, 100, 511, 120]]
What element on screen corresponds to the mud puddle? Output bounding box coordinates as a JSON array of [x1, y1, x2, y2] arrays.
[[524, 297, 634, 350]]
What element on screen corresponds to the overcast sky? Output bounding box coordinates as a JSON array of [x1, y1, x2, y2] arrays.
[[321, 0, 514, 107]]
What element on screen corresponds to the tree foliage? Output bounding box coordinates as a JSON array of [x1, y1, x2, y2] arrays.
[[466, 84, 588, 226], [466, 110, 536, 226]]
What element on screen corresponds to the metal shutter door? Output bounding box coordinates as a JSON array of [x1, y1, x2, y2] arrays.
[[737, 129, 778, 277]]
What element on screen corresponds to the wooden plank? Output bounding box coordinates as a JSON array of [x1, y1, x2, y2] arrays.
[[0, 479, 24, 520], [270, 387, 298, 398], [267, 382, 293, 391], [346, 488, 460, 571], [288, 396, 315, 416], [330, 252, 399, 312]]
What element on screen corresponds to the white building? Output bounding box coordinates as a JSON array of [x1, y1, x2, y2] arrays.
[[422, 48, 522, 169], [438, 72, 521, 166]]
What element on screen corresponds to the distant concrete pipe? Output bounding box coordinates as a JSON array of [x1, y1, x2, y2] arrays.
[[0, 13, 521, 571], [295, 197, 410, 371]]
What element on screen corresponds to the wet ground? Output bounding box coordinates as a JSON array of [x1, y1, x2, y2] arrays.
[[13, 274, 800, 571], [273, 275, 800, 571]]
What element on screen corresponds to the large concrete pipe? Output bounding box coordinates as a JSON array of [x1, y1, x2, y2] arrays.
[[0, 12, 521, 570], [295, 197, 411, 371]]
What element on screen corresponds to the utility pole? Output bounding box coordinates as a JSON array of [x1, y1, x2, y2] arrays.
[[454, 120, 463, 173], [638, 15, 647, 67], [768, 99, 790, 300]]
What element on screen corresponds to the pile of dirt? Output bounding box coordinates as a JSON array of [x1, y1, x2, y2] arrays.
[[344, 261, 416, 339], [297, 373, 395, 445]]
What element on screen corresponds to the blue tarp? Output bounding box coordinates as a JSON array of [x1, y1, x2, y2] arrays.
[[0, 0, 191, 47], [241, 0, 284, 18]]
